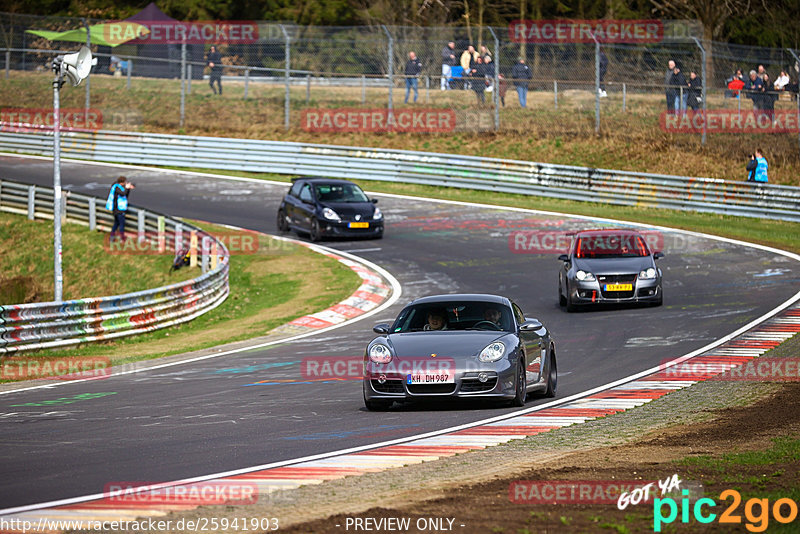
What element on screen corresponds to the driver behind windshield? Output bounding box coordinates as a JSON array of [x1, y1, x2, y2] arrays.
[[483, 308, 502, 327], [424, 310, 447, 331]]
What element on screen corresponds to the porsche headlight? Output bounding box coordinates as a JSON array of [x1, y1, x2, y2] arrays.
[[639, 267, 657, 280], [373, 207, 383, 220], [479, 341, 506, 363], [322, 207, 341, 222], [576, 270, 596, 281], [368, 343, 392, 364]]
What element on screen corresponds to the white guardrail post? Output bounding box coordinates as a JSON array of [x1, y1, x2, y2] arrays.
[[0, 178, 229, 355]]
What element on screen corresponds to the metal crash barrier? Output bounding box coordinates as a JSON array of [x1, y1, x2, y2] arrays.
[[0, 178, 229, 354], [0, 129, 798, 222]]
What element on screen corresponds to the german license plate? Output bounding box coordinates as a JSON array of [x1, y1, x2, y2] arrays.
[[605, 283, 633, 291], [406, 372, 454, 384], [348, 222, 369, 228]]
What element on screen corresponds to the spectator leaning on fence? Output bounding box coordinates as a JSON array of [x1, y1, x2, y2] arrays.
[[775, 70, 790, 91], [511, 57, 532, 108], [744, 70, 764, 110], [460, 45, 479, 89], [727, 69, 745, 98], [665, 59, 676, 112], [441, 42, 457, 90], [404, 51, 423, 104]]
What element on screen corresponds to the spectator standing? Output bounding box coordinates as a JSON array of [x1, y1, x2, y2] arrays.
[[404, 51, 423, 103], [744, 70, 764, 111], [727, 69, 745, 98], [441, 42, 457, 90], [753, 148, 768, 182], [665, 60, 676, 112], [480, 45, 492, 62], [106, 176, 135, 242], [774, 70, 790, 91], [686, 71, 702, 111], [497, 73, 508, 106], [460, 45, 478, 89], [511, 57, 532, 108], [206, 45, 223, 95], [470, 56, 487, 104], [598, 49, 608, 97], [757, 64, 769, 80], [760, 73, 777, 122], [670, 65, 687, 114]]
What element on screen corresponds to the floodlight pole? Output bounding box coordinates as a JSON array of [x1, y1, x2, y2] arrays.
[[52, 60, 65, 302], [84, 18, 90, 124]]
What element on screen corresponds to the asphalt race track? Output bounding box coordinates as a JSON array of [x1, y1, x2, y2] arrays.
[[1, 155, 799, 509]]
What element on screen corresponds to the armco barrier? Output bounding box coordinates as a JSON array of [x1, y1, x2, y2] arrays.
[[0, 129, 799, 221], [0, 178, 229, 354]]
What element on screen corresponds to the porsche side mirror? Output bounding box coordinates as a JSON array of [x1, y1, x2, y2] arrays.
[[371, 198, 379, 204], [372, 323, 390, 334], [520, 319, 543, 331], [558, 254, 569, 262], [654, 251, 665, 259]]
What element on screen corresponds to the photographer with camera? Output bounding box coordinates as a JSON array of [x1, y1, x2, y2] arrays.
[[106, 176, 135, 242], [745, 149, 768, 182]]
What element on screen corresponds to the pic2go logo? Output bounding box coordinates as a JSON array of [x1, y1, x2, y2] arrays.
[[654, 489, 799, 532]]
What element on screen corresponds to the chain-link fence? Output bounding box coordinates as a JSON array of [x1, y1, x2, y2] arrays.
[[1, 12, 798, 152]]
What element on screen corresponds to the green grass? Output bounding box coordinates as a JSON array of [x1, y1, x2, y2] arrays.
[[0, 216, 362, 379], [680, 436, 800, 470]]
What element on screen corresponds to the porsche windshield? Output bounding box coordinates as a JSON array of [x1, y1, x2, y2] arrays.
[[575, 234, 649, 259], [314, 183, 370, 203], [391, 301, 513, 333]]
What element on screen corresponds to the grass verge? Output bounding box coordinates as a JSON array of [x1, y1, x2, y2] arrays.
[[0, 217, 362, 380]]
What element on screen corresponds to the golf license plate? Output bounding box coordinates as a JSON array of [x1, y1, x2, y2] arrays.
[[406, 371, 455, 384], [348, 222, 369, 229], [605, 283, 633, 291]]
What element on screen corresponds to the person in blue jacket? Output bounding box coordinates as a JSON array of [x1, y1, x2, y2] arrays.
[[106, 176, 135, 241], [749, 148, 769, 182]]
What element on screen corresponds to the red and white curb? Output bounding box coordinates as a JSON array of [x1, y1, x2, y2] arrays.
[[2, 304, 798, 529]]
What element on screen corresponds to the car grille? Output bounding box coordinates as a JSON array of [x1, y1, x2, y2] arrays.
[[407, 383, 457, 394], [597, 274, 637, 299], [371, 379, 404, 394], [460, 377, 498, 393]]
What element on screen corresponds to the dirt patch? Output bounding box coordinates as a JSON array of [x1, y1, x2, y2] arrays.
[[0, 275, 42, 303], [279, 384, 800, 534]]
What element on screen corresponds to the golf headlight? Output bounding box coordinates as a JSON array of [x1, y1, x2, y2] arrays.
[[479, 341, 506, 363], [368, 343, 392, 364], [639, 267, 657, 280], [576, 270, 596, 281], [373, 207, 383, 220], [322, 207, 341, 222]]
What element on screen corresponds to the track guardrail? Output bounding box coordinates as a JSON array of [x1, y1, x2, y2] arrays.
[[0, 128, 798, 222], [0, 178, 229, 354]]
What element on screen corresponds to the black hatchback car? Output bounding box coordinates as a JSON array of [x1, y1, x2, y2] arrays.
[[276, 178, 384, 241]]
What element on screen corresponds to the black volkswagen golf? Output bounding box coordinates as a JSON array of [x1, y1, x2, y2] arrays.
[[276, 178, 384, 241]]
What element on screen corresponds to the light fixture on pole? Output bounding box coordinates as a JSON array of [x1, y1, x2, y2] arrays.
[[51, 45, 95, 302]]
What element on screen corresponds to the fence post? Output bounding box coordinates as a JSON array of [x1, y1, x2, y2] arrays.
[[180, 42, 186, 128], [306, 74, 311, 103], [382, 25, 393, 117], [787, 49, 800, 156], [126, 59, 132, 89], [157, 215, 165, 253], [189, 230, 198, 267], [175, 223, 183, 253], [554, 80, 558, 109], [280, 25, 290, 131], [137, 209, 145, 242], [425, 75, 430, 103], [84, 19, 91, 126], [187, 63, 192, 94], [488, 27, 500, 131], [594, 35, 600, 134], [5, 49, 9, 79], [27, 184, 35, 220], [201, 235, 209, 273], [361, 75, 366, 104], [88, 197, 96, 230], [244, 68, 249, 99], [622, 82, 626, 112]]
